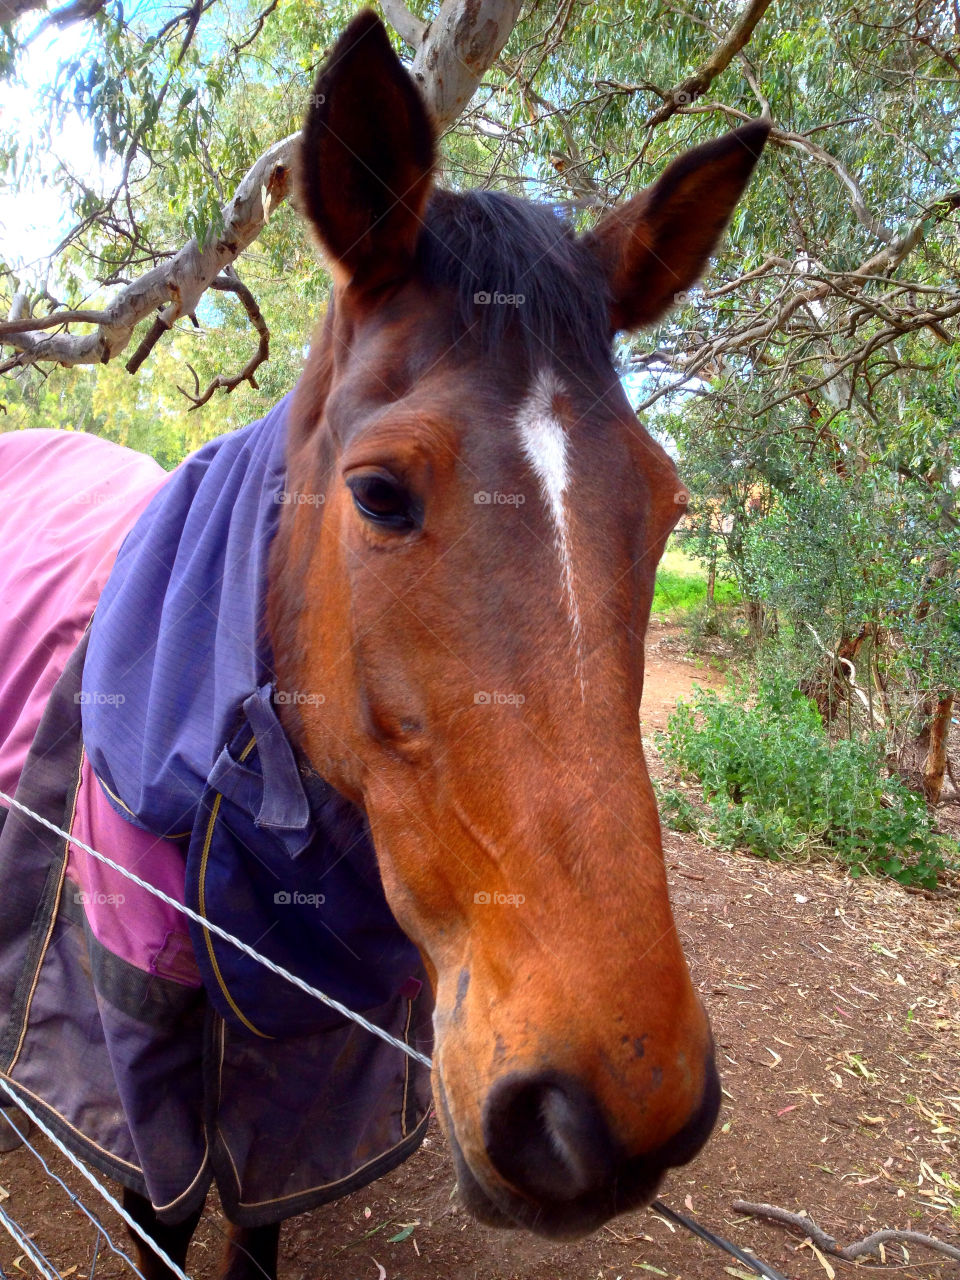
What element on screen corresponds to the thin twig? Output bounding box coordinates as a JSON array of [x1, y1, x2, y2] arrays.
[[732, 1200, 960, 1264], [645, 0, 773, 128], [176, 267, 269, 408]]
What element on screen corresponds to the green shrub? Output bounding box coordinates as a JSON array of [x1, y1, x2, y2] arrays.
[[656, 676, 953, 889]]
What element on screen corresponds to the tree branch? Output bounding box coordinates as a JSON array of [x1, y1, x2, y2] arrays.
[[632, 184, 960, 412], [0, 307, 113, 336], [2, 0, 524, 379], [411, 0, 522, 131], [678, 98, 942, 245], [379, 0, 427, 49], [732, 1200, 960, 1264], [25, 0, 105, 39], [645, 0, 773, 127], [4, 133, 295, 371], [176, 267, 269, 409], [0, 0, 48, 20]]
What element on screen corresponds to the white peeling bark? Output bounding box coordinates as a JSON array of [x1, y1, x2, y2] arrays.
[[3, 134, 297, 368], [1, 0, 524, 371], [412, 0, 522, 130]]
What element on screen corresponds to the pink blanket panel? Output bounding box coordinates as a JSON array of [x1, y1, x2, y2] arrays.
[[66, 755, 201, 986], [0, 428, 167, 798]]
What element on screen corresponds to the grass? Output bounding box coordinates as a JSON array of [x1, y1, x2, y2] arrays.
[[651, 546, 740, 618]]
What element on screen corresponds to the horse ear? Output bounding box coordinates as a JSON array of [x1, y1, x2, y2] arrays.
[[582, 122, 769, 333], [298, 10, 436, 290]]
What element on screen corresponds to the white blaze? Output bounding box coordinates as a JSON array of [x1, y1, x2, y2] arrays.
[[516, 371, 584, 687]]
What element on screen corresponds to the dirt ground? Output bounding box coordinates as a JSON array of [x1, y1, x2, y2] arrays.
[[2, 620, 958, 1280]]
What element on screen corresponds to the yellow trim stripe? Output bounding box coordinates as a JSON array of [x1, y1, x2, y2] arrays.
[[96, 773, 191, 840], [197, 736, 271, 1039], [213, 992, 431, 1212], [232, 1111, 431, 1211], [7, 749, 83, 1072], [400, 995, 414, 1138], [0, 1073, 143, 1174]]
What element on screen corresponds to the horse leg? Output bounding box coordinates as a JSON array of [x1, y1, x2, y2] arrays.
[[0, 1105, 28, 1152], [122, 1186, 203, 1280], [221, 1221, 281, 1280]]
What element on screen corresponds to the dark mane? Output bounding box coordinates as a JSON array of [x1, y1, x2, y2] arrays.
[[417, 189, 612, 366]]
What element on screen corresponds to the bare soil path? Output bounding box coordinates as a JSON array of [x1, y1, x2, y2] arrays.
[[2, 622, 958, 1279]]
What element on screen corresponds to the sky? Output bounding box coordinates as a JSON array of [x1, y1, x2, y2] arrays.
[[0, 10, 691, 434], [0, 24, 122, 284]]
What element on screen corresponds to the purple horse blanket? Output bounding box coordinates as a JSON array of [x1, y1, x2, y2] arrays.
[[0, 418, 432, 1226]]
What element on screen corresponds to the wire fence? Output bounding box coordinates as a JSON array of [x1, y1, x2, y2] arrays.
[[0, 784, 436, 1279], [0, 788, 788, 1280], [0, 1100, 147, 1280]]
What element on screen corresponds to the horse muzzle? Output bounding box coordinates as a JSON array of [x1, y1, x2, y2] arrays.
[[439, 1056, 721, 1238]]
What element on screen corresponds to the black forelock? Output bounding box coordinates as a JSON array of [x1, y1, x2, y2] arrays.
[[416, 189, 612, 367]]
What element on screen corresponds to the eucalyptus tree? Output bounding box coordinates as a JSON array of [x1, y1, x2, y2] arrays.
[[1, 0, 957, 790], [3, 1, 957, 402]]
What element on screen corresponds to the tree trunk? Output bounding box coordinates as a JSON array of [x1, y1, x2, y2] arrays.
[[836, 626, 867, 665], [745, 599, 765, 641], [707, 556, 716, 605], [922, 693, 954, 806]]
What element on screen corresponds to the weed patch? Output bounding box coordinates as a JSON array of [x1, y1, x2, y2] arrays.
[[656, 676, 954, 890]]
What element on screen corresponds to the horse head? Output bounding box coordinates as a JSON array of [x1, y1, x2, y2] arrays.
[[270, 9, 767, 1239]]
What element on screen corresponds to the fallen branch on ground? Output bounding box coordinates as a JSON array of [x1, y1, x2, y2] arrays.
[[732, 1200, 960, 1264]]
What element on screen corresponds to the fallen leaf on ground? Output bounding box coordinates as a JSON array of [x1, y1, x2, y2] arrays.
[[386, 1223, 418, 1243], [808, 1241, 836, 1279]]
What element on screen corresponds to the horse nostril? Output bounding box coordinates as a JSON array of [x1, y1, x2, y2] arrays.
[[482, 1071, 618, 1203], [649, 1052, 721, 1170]]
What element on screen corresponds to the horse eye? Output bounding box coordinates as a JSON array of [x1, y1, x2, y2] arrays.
[[346, 470, 420, 532]]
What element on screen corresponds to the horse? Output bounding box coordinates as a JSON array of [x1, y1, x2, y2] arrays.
[[0, 10, 767, 1277]]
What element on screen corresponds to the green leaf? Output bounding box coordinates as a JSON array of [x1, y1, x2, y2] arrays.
[[386, 1223, 418, 1243]]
